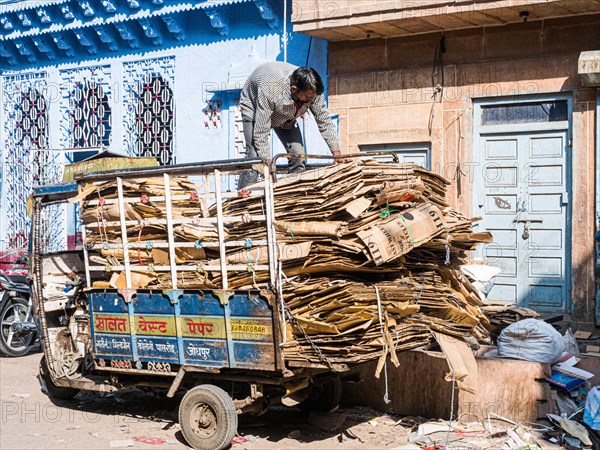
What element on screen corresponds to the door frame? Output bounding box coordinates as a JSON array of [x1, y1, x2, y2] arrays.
[[596, 89, 600, 325], [472, 93, 573, 312]]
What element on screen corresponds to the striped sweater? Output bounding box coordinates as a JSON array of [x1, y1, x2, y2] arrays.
[[239, 61, 340, 160]]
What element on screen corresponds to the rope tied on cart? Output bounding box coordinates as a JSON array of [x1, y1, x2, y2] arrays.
[[278, 262, 333, 370], [374, 286, 392, 405], [242, 211, 252, 224], [415, 274, 425, 304], [378, 201, 398, 219], [245, 241, 261, 290], [282, 301, 334, 370]]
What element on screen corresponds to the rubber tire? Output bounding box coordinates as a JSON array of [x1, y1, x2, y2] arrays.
[[39, 357, 79, 400], [0, 297, 35, 357], [179, 384, 238, 450], [299, 375, 342, 413]]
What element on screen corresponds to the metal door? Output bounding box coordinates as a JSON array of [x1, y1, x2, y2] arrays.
[[360, 143, 431, 168], [473, 99, 571, 312]]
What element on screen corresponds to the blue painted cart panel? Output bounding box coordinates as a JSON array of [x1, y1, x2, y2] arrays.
[[88, 290, 277, 371]]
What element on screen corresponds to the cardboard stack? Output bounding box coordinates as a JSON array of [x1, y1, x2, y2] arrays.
[[78, 176, 214, 289], [79, 161, 493, 368], [481, 302, 541, 339]]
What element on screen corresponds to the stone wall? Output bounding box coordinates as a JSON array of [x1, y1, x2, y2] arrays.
[[327, 15, 600, 322]]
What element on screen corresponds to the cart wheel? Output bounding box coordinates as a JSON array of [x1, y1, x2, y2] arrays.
[[299, 375, 342, 413], [39, 357, 79, 400], [179, 384, 238, 450]]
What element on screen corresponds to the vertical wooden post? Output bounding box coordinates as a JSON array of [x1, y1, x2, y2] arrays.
[[164, 173, 178, 289], [117, 177, 132, 289], [214, 170, 228, 290]]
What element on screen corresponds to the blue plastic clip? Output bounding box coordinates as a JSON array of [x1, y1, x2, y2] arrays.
[[195, 240, 203, 249], [103, 241, 108, 251], [146, 240, 153, 250], [245, 238, 253, 249]]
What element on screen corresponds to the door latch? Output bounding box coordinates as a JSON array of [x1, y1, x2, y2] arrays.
[[513, 217, 543, 223], [514, 217, 542, 240]]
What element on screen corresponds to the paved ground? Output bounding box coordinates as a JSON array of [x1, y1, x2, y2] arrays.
[[1, 351, 415, 450], [2, 351, 570, 449]]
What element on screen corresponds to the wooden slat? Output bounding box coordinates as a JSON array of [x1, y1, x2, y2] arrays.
[[214, 170, 228, 290], [84, 215, 267, 228], [356, 22, 412, 38], [418, 13, 480, 30], [385, 17, 443, 34], [88, 264, 270, 272], [116, 177, 132, 289], [89, 240, 269, 250], [163, 173, 178, 289]]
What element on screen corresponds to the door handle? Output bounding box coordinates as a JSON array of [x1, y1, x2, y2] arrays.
[[513, 217, 543, 223]]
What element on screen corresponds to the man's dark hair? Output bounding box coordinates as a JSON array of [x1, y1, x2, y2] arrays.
[[290, 67, 324, 95]]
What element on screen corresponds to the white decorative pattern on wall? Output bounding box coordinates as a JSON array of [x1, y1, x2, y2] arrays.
[[1, 73, 57, 251], [60, 65, 112, 152], [123, 57, 175, 165], [60, 65, 112, 250], [72, 79, 112, 148]]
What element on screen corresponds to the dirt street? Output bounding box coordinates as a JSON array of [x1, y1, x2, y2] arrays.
[[1, 352, 415, 450]]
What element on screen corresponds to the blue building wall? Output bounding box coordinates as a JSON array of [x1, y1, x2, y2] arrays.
[[0, 0, 330, 255]]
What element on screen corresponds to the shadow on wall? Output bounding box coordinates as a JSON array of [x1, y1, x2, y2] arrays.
[[327, 15, 600, 101]]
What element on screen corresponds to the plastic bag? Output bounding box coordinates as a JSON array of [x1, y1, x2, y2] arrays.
[[563, 328, 580, 356], [497, 318, 564, 363], [584, 386, 600, 430], [460, 264, 501, 299]]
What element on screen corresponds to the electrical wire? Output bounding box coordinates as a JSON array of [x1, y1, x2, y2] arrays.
[[432, 35, 445, 99], [305, 36, 313, 67], [428, 35, 446, 136]]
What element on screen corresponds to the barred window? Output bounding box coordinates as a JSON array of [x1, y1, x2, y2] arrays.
[[9, 87, 48, 249], [72, 79, 111, 148], [15, 87, 47, 149], [135, 76, 174, 165]]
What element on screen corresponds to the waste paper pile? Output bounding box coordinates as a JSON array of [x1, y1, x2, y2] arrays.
[[79, 161, 493, 369], [481, 302, 541, 340]]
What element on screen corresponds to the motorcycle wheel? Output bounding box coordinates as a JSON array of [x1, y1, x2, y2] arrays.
[[0, 297, 36, 357]]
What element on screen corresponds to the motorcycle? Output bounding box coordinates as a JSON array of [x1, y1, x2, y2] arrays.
[[0, 255, 37, 357]]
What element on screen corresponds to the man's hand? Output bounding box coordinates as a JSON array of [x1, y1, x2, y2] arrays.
[[332, 150, 352, 164]]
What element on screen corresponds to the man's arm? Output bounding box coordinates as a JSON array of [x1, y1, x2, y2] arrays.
[[309, 94, 340, 153], [252, 90, 274, 162]]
